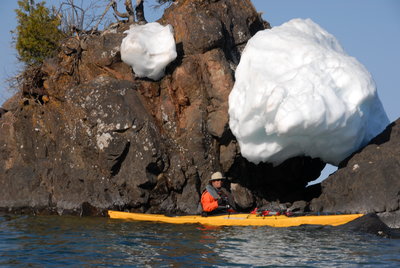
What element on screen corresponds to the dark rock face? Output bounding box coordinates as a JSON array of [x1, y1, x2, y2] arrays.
[[0, 77, 167, 215], [160, 0, 270, 61], [311, 120, 400, 228], [0, 0, 350, 216]]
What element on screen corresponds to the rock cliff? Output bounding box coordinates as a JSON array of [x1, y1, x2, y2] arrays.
[[0, 0, 398, 228], [311, 119, 400, 228]]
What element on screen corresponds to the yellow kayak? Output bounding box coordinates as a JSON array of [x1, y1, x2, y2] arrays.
[[108, 210, 364, 227]]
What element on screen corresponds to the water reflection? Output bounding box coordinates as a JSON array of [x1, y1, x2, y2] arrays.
[[205, 225, 400, 267], [211, 226, 358, 266], [1, 215, 399, 267]]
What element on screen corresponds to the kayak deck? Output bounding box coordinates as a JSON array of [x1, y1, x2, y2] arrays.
[[107, 210, 364, 227]]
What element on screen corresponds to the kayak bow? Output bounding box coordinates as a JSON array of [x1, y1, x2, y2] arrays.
[[107, 210, 364, 227]]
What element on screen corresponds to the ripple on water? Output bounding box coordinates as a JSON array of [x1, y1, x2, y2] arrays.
[[0, 215, 399, 267]]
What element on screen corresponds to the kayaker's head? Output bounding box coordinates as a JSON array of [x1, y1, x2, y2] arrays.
[[209, 172, 225, 189]]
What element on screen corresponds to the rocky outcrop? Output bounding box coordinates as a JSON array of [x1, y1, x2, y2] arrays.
[[0, 77, 167, 214], [310, 119, 400, 228], [1, 0, 397, 225], [0, 0, 327, 216]]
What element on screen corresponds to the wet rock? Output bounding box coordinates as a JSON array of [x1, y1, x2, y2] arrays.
[[311, 119, 400, 228], [339, 213, 400, 239]]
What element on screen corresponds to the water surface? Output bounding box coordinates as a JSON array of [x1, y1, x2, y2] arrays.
[[1, 215, 399, 267]]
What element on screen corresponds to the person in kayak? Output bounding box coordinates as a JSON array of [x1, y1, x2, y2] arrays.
[[201, 172, 237, 215]]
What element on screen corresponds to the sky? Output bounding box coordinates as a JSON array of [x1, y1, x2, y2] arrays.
[[1, 0, 399, 183]]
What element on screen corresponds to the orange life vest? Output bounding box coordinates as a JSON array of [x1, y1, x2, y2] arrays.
[[201, 190, 219, 212]]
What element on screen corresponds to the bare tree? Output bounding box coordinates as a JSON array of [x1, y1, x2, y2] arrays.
[[111, 0, 146, 24], [53, 0, 177, 35], [56, 0, 109, 34]]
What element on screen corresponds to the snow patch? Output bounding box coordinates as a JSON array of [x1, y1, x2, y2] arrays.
[[229, 18, 389, 166], [121, 22, 177, 80]]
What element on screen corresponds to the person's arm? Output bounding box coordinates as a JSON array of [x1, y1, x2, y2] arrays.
[[221, 188, 237, 211], [201, 191, 219, 212]]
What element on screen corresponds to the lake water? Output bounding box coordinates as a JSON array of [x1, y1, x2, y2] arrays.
[[1, 214, 399, 267]]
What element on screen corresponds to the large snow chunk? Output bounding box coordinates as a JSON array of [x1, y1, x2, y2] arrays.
[[229, 18, 389, 166], [121, 22, 177, 80]]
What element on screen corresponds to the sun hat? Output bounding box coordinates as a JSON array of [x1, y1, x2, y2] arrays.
[[209, 172, 226, 182]]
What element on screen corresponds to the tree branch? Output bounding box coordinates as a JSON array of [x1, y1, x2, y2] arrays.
[[92, 0, 115, 31], [111, 0, 134, 22]]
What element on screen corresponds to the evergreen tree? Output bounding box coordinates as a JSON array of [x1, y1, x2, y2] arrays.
[[14, 0, 64, 65]]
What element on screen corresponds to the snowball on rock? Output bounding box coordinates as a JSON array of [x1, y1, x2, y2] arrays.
[[121, 22, 177, 80], [228, 18, 389, 166]]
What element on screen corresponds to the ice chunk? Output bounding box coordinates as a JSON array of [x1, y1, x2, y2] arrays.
[[229, 18, 389, 166], [121, 22, 177, 80]]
